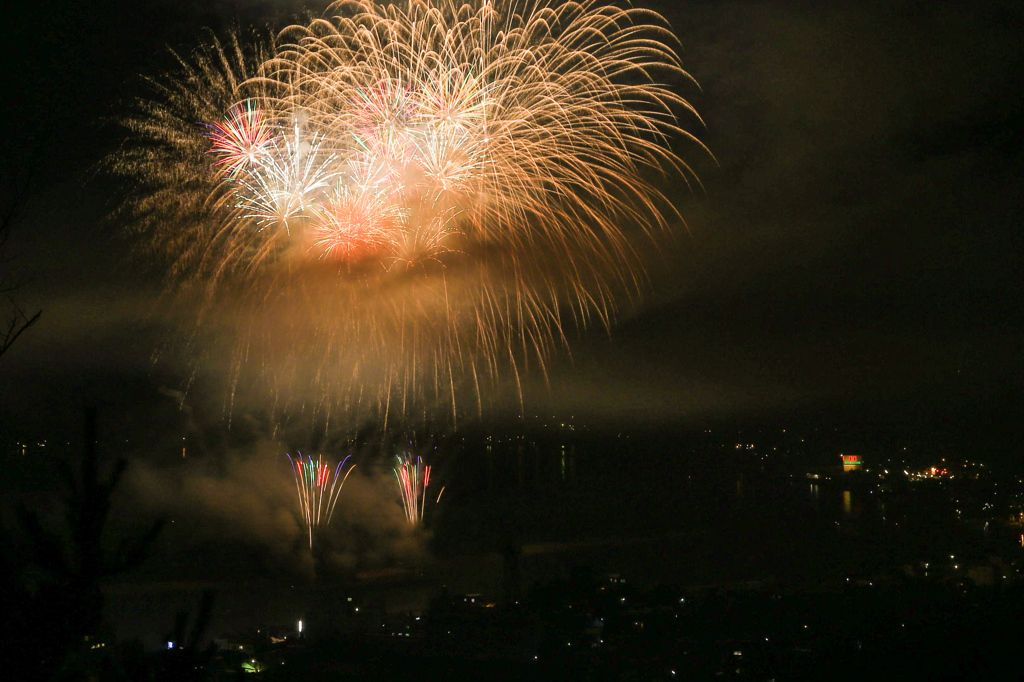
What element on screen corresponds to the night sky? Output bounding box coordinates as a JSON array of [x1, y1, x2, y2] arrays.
[[5, 1, 1020, 444], [1, 0, 1022, 539]]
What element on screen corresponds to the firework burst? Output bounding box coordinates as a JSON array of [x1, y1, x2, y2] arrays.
[[287, 453, 357, 550], [204, 100, 273, 177], [110, 1, 707, 425], [394, 455, 431, 525]]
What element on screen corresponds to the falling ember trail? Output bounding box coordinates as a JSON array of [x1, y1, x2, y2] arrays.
[[287, 453, 356, 550]]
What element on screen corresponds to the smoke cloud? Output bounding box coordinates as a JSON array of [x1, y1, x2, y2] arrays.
[[124, 436, 430, 580]]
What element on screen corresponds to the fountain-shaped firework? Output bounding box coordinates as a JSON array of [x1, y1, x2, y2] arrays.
[[287, 453, 357, 549], [394, 455, 431, 525]]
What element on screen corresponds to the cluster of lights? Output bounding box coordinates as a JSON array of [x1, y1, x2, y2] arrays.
[[905, 466, 952, 480]]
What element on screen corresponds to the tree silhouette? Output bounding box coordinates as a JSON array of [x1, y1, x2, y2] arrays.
[[156, 589, 219, 682], [2, 408, 165, 680], [0, 150, 41, 360]]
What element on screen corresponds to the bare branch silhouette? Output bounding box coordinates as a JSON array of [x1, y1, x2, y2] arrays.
[[0, 149, 41, 359]]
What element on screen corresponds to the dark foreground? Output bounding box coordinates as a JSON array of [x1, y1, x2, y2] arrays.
[[23, 575, 1024, 681]]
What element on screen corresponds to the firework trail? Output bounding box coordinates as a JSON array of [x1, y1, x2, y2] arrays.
[[394, 455, 431, 525], [110, 2, 707, 424], [287, 453, 357, 549]]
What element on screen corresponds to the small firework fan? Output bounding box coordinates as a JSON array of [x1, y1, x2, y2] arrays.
[[287, 453, 357, 550], [394, 455, 431, 525]]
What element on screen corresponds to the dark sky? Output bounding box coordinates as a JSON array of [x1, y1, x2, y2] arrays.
[[1, 0, 1022, 453]]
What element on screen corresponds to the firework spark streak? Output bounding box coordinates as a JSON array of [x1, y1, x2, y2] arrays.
[[287, 453, 356, 549], [394, 455, 431, 525], [111, 1, 707, 423]]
